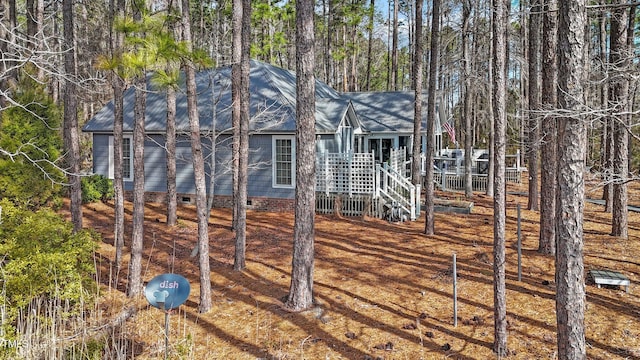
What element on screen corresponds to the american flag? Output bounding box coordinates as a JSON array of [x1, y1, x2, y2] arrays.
[[442, 120, 456, 145]]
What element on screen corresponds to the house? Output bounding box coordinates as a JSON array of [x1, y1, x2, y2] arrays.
[[83, 60, 440, 215], [344, 91, 443, 163]]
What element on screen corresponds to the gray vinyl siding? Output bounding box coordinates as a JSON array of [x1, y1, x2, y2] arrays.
[[211, 134, 295, 199], [144, 135, 168, 192], [92, 133, 296, 199], [92, 134, 110, 176], [175, 144, 195, 194], [211, 136, 232, 195], [247, 134, 293, 199]]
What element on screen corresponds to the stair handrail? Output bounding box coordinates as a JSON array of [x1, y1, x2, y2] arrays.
[[377, 163, 417, 220]]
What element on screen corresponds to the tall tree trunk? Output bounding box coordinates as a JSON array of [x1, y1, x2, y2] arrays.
[[603, 118, 614, 212], [411, 0, 424, 188], [0, 4, 5, 101], [462, 0, 473, 198], [424, 0, 440, 236], [326, 0, 334, 87], [26, 0, 43, 80], [126, 0, 148, 299], [610, 2, 629, 239], [0, 0, 15, 107], [284, 0, 316, 312], [166, 85, 178, 227], [365, 0, 374, 91], [342, 23, 348, 92], [538, 0, 557, 256], [207, 73, 219, 213], [599, 0, 613, 212], [182, 0, 212, 313], [231, 0, 242, 232], [555, 0, 588, 357], [234, 0, 251, 271], [486, 2, 495, 198], [625, 6, 635, 181], [527, 0, 541, 211], [492, 0, 508, 355], [386, 0, 391, 90], [519, 0, 528, 170], [391, 0, 399, 90], [127, 75, 146, 298], [215, 2, 224, 66], [165, 0, 181, 228], [62, 0, 82, 233], [349, 20, 358, 92], [110, 0, 126, 271], [406, 0, 413, 79], [50, 0, 60, 105]]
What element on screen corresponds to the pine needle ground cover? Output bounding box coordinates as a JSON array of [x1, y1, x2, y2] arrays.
[[82, 181, 640, 359]]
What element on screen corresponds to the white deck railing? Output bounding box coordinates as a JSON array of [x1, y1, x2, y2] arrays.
[[316, 152, 376, 195], [422, 149, 523, 192], [315, 148, 524, 219], [376, 163, 419, 221], [315, 150, 418, 220]]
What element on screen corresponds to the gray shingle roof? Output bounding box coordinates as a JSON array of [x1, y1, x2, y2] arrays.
[[343, 91, 441, 135], [83, 60, 347, 134], [83, 60, 440, 136]]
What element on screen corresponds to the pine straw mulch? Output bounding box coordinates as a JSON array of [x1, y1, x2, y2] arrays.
[[79, 180, 640, 360]]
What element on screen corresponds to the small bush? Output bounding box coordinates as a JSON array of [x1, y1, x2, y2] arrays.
[[81, 174, 114, 203], [0, 69, 65, 210], [0, 200, 99, 329]]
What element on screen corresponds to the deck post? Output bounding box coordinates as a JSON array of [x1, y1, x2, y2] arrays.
[[383, 163, 388, 193], [410, 186, 416, 221], [375, 163, 381, 197], [348, 152, 353, 197], [415, 184, 421, 218], [324, 151, 329, 195]]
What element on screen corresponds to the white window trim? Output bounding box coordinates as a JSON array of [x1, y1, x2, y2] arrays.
[[109, 135, 134, 182], [272, 135, 295, 189]]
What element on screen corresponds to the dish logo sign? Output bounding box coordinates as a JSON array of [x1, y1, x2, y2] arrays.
[[144, 274, 191, 310]]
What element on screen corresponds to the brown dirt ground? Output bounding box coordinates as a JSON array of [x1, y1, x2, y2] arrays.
[[74, 179, 640, 360]]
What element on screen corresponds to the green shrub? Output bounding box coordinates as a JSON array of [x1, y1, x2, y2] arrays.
[[81, 174, 114, 203], [0, 69, 65, 209], [0, 160, 64, 209], [0, 200, 99, 329]]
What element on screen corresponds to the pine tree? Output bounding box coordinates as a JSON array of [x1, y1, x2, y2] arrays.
[[538, 0, 558, 256], [284, 0, 316, 312], [492, 0, 509, 355], [182, 0, 212, 313], [555, 0, 588, 357]]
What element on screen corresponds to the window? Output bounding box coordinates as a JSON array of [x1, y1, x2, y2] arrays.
[[272, 136, 295, 188], [109, 135, 133, 181], [368, 138, 393, 163], [338, 124, 352, 153]]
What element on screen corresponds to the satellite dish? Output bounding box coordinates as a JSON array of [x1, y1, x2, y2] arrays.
[[144, 274, 191, 310]]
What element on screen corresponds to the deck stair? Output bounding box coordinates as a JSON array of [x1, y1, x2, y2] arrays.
[[377, 163, 419, 221]]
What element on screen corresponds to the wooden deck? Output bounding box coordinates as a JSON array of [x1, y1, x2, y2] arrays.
[[315, 148, 524, 220]]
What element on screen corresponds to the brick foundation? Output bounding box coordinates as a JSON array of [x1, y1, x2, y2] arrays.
[[125, 191, 295, 213]]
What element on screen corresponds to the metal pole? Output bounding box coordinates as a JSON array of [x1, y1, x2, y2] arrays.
[[453, 253, 457, 327], [517, 204, 522, 282], [164, 311, 169, 360]]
